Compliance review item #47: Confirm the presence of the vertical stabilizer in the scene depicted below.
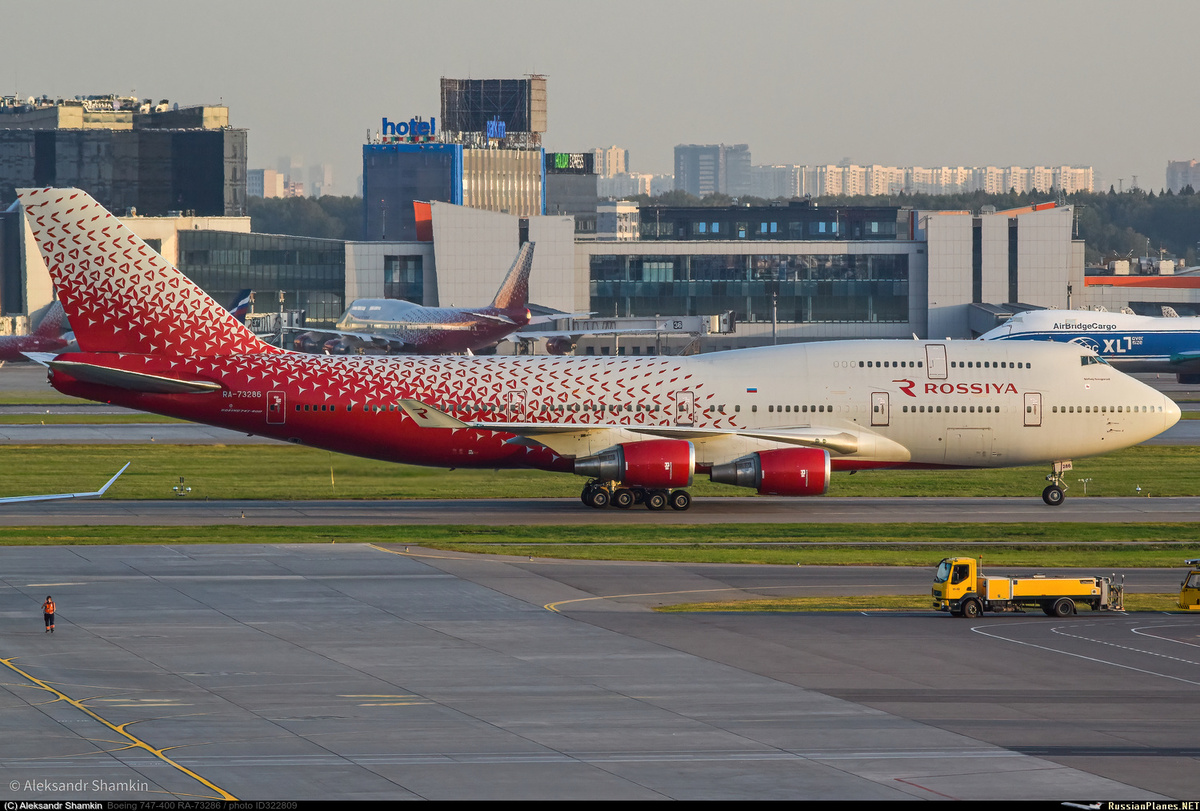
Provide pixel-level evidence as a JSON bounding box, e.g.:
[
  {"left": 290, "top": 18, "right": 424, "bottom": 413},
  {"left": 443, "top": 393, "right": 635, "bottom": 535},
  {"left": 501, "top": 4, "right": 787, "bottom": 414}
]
[
  {"left": 17, "top": 188, "right": 281, "bottom": 356},
  {"left": 32, "top": 300, "right": 68, "bottom": 339},
  {"left": 490, "top": 242, "right": 535, "bottom": 310}
]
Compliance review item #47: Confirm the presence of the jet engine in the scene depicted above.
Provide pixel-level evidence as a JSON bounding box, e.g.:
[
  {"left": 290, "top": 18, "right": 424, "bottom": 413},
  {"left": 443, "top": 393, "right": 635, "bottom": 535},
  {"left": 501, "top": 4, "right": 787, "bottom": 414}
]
[
  {"left": 573, "top": 440, "right": 694, "bottom": 488},
  {"left": 710, "top": 447, "right": 831, "bottom": 496},
  {"left": 545, "top": 337, "right": 577, "bottom": 356}
]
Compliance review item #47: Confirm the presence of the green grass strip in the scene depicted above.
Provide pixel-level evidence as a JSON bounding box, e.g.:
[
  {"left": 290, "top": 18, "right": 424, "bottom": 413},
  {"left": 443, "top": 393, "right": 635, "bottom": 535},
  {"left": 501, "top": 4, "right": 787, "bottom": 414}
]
[
  {"left": 0, "top": 443, "right": 1197, "bottom": 500},
  {"left": 1, "top": 524, "right": 1197, "bottom": 569}
]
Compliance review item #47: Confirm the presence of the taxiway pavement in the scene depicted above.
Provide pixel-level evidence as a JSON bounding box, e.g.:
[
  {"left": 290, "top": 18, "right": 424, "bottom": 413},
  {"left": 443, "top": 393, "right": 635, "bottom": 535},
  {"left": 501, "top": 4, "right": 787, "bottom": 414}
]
[
  {"left": 2, "top": 544, "right": 1195, "bottom": 800},
  {"left": 2, "top": 495, "right": 1200, "bottom": 525}
]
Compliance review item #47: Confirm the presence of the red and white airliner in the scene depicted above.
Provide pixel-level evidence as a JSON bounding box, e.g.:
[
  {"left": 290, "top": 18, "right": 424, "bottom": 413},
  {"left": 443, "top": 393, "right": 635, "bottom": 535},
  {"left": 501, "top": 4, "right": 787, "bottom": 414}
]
[{"left": 18, "top": 188, "right": 1180, "bottom": 509}]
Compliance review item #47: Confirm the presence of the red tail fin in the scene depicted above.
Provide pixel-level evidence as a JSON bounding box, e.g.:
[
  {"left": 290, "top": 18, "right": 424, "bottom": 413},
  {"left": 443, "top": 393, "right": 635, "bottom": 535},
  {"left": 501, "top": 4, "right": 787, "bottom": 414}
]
[
  {"left": 490, "top": 242, "right": 535, "bottom": 310},
  {"left": 18, "top": 188, "right": 281, "bottom": 357},
  {"left": 32, "top": 301, "right": 68, "bottom": 339}
]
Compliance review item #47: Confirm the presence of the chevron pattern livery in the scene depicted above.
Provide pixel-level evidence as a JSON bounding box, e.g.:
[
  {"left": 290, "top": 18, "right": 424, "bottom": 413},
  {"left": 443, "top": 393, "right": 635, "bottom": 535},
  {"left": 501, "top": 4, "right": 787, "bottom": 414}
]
[{"left": 18, "top": 187, "right": 282, "bottom": 357}]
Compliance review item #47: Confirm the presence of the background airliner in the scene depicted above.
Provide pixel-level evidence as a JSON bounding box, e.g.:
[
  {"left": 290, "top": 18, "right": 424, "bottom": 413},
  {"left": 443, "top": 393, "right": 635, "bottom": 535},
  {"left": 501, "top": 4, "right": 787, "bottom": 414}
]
[
  {"left": 291, "top": 243, "right": 583, "bottom": 355},
  {"left": 981, "top": 308, "right": 1200, "bottom": 383},
  {"left": 0, "top": 301, "right": 72, "bottom": 362},
  {"left": 17, "top": 188, "right": 1180, "bottom": 510}
]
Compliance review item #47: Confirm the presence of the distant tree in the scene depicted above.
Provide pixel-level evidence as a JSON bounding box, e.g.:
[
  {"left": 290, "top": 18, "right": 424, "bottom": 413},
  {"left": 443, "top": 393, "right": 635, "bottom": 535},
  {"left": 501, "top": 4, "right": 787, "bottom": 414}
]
[{"left": 247, "top": 195, "right": 364, "bottom": 240}]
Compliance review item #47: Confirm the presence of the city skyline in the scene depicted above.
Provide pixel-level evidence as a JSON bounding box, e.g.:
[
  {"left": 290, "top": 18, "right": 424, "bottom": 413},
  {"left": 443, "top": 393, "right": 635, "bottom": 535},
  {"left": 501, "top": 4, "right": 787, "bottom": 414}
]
[{"left": 7, "top": 0, "right": 1197, "bottom": 198}]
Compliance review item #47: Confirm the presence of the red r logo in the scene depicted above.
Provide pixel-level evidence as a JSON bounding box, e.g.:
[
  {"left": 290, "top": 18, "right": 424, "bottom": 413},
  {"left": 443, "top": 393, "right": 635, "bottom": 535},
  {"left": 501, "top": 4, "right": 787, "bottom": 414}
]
[{"left": 894, "top": 379, "right": 916, "bottom": 397}]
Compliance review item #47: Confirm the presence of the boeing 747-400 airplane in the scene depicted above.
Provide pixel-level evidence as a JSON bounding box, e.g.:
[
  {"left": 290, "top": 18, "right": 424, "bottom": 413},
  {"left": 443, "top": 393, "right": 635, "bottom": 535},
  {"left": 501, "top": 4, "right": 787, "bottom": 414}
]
[{"left": 16, "top": 188, "right": 1180, "bottom": 509}]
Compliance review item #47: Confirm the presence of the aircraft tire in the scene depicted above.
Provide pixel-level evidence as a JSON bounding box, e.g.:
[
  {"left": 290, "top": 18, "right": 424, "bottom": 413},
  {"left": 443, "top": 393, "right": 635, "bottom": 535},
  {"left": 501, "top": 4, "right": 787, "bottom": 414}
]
[
  {"left": 668, "top": 490, "right": 691, "bottom": 511},
  {"left": 645, "top": 490, "right": 668, "bottom": 511},
  {"left": 589, "top": 489, "right": 610, "bottom": 509},
  {"left": 613, "top": 489, "right": 635, "bottom": 509},
  {"left": 1042, "top": 485, "right": 1065, "bottom": 506}
]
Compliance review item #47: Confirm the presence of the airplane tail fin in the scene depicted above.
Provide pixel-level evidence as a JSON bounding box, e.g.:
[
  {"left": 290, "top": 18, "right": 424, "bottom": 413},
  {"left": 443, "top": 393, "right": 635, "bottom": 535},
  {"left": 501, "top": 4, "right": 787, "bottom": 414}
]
[
  {"left": 17, "top": 188, "right": 282, "bottom": 357},
  {"left": 227, "top": 289, "right": 253, "bottom": 324},
  {"left": 32, "top": 300, "right": 68, "bottom": 338},
  {"left": 490, "top": 242, "right": 535, "bottom": 310}
]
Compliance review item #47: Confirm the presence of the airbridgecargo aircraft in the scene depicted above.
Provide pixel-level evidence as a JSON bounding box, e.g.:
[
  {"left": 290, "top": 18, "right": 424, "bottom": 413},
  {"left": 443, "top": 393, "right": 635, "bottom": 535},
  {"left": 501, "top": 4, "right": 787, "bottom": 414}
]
[
  {"left": 981, "top": 308, "right": 1200, "bottom": 384},
  {"left": 17, "top": 188, "right": 1180, "bottom": 510}
]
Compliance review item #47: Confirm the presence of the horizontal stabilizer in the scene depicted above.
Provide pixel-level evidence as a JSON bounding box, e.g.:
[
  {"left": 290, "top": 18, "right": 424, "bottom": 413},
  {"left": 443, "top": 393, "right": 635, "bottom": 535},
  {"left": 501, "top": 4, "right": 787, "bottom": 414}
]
[{"left": 48, "top": 360, "right": 222, "bottom": 394}]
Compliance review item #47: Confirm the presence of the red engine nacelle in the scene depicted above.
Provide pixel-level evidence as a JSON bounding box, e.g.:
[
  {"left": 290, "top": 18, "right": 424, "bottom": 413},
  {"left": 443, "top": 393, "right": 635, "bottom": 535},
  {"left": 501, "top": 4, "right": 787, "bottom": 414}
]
[
  {"left": 545, "top": 337, "right": 577, "bottom": 356},
  {"left": 573, "top": 439, "right": 694, "bottom": 488},
  {"left": 709, "top": 447, "right": 830, "bottom": 496}
]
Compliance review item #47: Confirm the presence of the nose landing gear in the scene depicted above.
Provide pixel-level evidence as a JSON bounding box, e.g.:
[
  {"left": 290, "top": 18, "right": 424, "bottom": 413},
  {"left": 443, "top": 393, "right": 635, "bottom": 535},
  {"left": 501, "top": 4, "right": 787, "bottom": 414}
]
[
  {"left": 1042, "top": 461, "right": 1071, "bottom": 506},
  {"left": 581, "top": 480, "right": 692, "bottom": 511}
]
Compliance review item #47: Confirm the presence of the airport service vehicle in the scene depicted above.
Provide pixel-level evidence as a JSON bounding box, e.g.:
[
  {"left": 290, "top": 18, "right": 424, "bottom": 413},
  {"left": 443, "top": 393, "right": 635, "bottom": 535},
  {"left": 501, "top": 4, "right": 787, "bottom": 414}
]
[
  {"left": 1181, "top": 559, "right": 1200, "bottom": 610},
  {"left": 15, "top": 188, "right": 1181, "bottom": 511},
  {"left": 933, "top": 557, "right": 1124, "bottom": 618},
  {"left": 981, "top": 308, "right": 1200, "bottom": 384}
]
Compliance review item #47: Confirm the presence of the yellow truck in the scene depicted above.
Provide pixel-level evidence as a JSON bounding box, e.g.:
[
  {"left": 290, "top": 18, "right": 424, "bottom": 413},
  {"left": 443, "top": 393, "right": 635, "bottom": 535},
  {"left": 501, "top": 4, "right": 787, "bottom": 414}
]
[
  {"left": 1181, "top": 559, "right": 1200, "bottom": 610},
  {"left": 933, "top": 556, "right": 1124, "bottom": 618}
]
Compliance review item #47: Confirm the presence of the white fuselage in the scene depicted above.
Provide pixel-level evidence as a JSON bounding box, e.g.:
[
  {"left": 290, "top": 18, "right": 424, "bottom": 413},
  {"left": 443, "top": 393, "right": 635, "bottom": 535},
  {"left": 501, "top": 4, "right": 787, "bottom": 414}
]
[{"left": 661, "top": 339, "right": 1178, "bottom": 468}]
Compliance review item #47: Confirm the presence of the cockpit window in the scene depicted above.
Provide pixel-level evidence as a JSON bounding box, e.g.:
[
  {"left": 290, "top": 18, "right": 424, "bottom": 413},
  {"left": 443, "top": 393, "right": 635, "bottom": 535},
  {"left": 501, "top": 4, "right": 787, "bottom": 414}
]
[{"left": 1080, "top": 355, "right": 1107, "bottom": 366}]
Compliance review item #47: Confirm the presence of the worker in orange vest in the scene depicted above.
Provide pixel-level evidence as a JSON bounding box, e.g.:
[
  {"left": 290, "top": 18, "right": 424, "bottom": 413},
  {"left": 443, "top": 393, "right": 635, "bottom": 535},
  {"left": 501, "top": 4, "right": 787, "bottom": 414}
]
[{"left": 42, "top": 596, "right": 55, "bottom": 633}]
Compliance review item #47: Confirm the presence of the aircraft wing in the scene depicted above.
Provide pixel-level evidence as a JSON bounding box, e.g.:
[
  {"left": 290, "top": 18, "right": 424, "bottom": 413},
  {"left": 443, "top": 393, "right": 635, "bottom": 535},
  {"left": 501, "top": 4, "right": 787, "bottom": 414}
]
[
  {"left": 396, "top": 399, "right": 878, "bottom": 458},
  {"left": 1169, "top": 351, "right": 1200, "bottom": 366},
  {"left": 527, "top": 311, "right": 595, "bottom": 325},
  {"left": 465, "top": 312, "right": 516, "bottom": 325},
  {"left": 0, "top": 463, "right": 130, "bottom": 504},
  {"left": 509, "top": 327, "right": 679, "bottom": 342}
]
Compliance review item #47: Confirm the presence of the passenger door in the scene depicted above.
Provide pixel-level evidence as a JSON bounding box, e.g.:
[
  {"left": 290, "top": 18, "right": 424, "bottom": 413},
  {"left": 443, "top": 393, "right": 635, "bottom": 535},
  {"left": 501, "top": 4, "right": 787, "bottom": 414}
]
[
  {"left": 266, "top": 390, "right": 286, "bottom": 425},
  {"left": 871, "top": 391, "right": 890, "bottom": 426},
  {"left": 925, "top": 344, "right": 948, "bottom": 379},
  {"left": 1024, "top": 392, "right": 1042, "bottom": 427},
  {"left": 674, "top": 390, "right": 696, "bottom": 426}
]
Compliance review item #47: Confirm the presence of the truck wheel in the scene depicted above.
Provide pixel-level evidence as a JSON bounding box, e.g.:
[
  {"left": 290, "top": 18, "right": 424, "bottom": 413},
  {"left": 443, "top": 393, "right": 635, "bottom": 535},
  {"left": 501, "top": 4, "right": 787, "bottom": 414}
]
[
  {"left": 1052, "top": 598, "right": 1075, "bottom": 617},
  {"left": 961, "top": 599, "right": 982, "bottom": 619},
  {"left": 1042, "top": 485, "right": 1065, "bottom": 506}
]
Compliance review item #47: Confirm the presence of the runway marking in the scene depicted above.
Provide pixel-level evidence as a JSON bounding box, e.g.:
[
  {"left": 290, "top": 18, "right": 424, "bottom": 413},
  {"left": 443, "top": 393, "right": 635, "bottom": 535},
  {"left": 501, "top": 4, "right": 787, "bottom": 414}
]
[
  {"left": 0, "top": 655, "right": 238, "bottom": 800},
  {"left": 1131, "top": 623, "right": 1200, "bottom": 649},
  {"left": 542, "top": 585, "right": 881, "bottom": 613},
  {"left": 1050, "top": 623, "right": 1200, "bottom": 666},
  {"left": 26, "top": 582, "right": 85, "bottom": 587},
  {"left": 364, "top": 544, "right": 916, "bottom": 614},
  {"left": 339, "top": 693, "right": 431, "bottom": 707},
  {"left": 970, "top": 623, "right": 1200, "bottom": 686}
]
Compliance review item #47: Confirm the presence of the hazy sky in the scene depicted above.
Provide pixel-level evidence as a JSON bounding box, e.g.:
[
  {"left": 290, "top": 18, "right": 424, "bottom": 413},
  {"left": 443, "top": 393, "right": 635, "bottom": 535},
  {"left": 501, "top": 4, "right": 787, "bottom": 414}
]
[{"left": 9, "top": 0, "right": 1199, "bottom": 196}]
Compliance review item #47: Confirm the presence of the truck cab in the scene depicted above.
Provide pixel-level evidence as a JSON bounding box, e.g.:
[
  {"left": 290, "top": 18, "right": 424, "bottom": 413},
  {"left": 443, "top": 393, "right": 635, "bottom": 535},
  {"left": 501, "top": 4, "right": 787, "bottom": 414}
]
[{"left": 1182, "top": 559, "right": 1200, "bottom": 610}]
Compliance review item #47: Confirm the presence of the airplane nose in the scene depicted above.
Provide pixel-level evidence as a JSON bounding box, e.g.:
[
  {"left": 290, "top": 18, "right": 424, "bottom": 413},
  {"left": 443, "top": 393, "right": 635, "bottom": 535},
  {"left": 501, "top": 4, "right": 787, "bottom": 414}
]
[{"left": 1164, "top": 396, "right": 1181, "bottom": 429}]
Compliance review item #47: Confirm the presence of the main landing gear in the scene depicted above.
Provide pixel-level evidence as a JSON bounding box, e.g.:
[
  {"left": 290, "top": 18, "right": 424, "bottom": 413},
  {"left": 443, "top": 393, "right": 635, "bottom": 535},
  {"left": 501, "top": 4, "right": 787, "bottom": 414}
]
[
  {"left": 1042, "top": 461, "right": 1070, "bottom": 506},
  {"left": 581, "top": 480, "right": 692, "bottom": 511}
]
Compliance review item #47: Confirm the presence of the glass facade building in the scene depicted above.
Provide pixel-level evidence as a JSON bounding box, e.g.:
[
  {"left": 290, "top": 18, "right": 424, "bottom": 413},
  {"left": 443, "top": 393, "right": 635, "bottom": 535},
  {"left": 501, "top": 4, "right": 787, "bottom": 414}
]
[
  {"left": 178, "top": 231, "right": 346, "bottom": 325},
  {"left": 589, "top": 252, "right": 909, "bottom": 324},
  {"left": 638, "top": 203, "right": 904, "bottom": 242},
  {"left": 363, "top": 144, "right": 463, "bottom": 242}
]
